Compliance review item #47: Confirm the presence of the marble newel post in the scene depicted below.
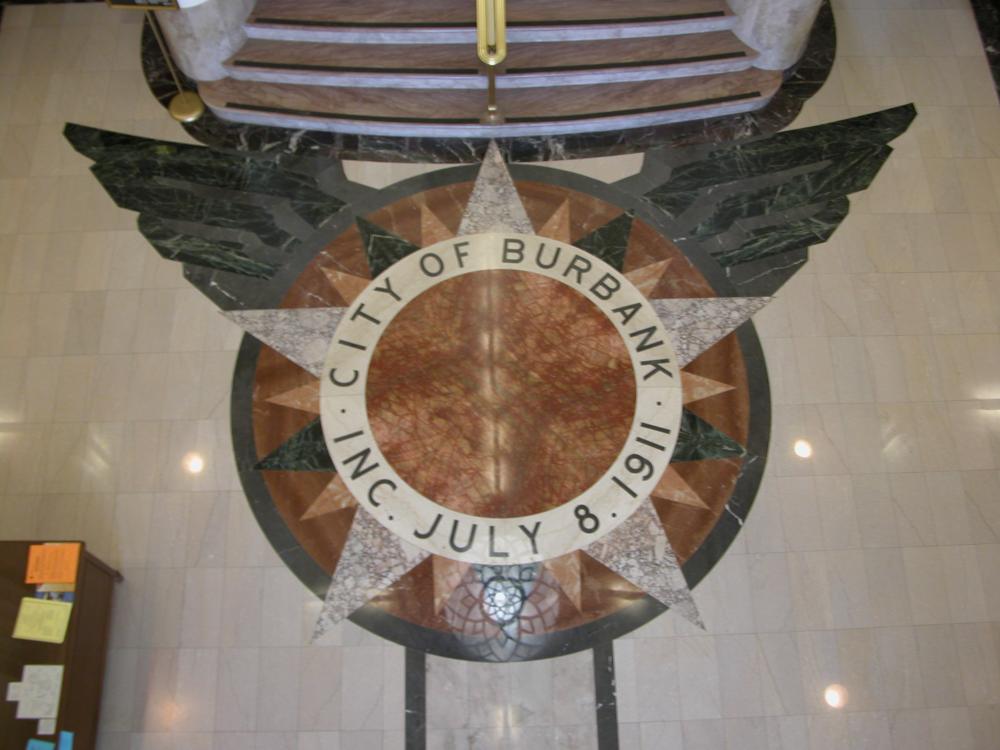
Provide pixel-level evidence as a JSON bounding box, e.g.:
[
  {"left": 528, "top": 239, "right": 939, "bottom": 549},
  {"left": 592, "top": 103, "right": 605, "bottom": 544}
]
[
  {"left": 728, "top": 0, "right": 823, "bottom": 71},
  {"left": 155, "top": 0, "right": 256, "bottom": 82}
]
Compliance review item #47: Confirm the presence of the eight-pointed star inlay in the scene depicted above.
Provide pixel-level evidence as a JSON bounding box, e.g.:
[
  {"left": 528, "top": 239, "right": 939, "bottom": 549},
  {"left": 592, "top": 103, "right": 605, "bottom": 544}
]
[{"left": 223, "top": 143, "right": 769, "bottom": 637}]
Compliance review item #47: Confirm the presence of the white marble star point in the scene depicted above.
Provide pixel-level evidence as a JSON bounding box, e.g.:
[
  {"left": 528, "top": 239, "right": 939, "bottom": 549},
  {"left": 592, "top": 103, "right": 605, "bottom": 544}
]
[
  {"left": 457, "top": 140, "right": 533, "bottom": 235},
  {"left": 223, "top": 307, "right": 345, "bottom": 377},
  {"left": 585, "top": 498, "right": 703, "bottom": 628},
  {"left": 650, "top": 297, "right": 772, "bottom": 367}
]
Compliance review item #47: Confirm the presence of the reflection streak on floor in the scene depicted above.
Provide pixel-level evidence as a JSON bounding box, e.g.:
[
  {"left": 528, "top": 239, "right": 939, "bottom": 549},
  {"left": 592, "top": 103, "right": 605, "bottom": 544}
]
[{"left": 0, "top": 2, "right": 999, "bottom": 750}]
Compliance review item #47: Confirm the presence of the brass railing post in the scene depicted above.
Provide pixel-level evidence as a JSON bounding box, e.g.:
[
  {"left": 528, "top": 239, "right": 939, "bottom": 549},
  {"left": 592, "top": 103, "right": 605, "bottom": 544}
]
[
  {"left": 145, "top": 9, "right": 205, "bottom": 123},
  {"left": 476, "top": 0, "right": 507, "bottom": 123}
]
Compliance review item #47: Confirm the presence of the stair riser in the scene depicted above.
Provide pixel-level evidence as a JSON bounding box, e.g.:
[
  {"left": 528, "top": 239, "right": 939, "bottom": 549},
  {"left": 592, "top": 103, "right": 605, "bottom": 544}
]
[
  {"left": 225, "top": 57, "right": 754, "bottom": 90},
  {"left": 206, "top": 95, "right": 769, "bottom": 138},
  {"left": 245, "top": 17, "right": 736, "bottom": 45}
]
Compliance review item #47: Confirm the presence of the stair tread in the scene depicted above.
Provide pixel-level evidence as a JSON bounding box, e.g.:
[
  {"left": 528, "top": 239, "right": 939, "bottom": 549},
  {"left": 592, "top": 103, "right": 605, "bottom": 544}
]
[
  {"left": 229, "top": 31, "right": 755, "bottom": 74},
  {"left": 201, "top": 67, "right": 780, "bottom": 123},
  {"left": 249, "top": 0, "right": 732, "bottom": 26}
]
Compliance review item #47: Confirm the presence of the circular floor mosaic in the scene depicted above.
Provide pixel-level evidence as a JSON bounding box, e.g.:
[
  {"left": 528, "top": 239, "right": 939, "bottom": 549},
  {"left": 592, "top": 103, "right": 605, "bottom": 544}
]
[{"left": 232, "top": 152, "right": 770, "bottom": 661}]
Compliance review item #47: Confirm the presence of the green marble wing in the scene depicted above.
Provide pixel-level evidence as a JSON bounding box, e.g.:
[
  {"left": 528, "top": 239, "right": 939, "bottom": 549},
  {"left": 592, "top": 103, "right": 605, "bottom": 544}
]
[
  {"left": 63, "top": 123, "right": 347, "bottom": 308},
  {"left": 628, "top": 104, "right": 916, "bottom": 296}
]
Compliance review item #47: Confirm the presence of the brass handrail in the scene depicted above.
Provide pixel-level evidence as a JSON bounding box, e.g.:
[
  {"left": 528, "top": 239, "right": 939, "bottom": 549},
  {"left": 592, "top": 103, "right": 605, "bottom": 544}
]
[
  {"left": 476, "top": 0, "right": 507, "bottom": 66},
  {"left": 476, "top": 0, "right": 507, "bottom": 123}
]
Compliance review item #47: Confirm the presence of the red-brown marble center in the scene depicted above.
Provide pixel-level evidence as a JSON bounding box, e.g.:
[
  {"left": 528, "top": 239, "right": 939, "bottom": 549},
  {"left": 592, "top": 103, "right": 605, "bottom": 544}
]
[{"left": 366, "top": 269, "right": 637, "bottom": 518}]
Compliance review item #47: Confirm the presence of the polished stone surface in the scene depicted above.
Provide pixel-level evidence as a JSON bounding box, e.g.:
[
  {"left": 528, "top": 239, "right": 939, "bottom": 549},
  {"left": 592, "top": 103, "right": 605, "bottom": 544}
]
[
  {"left": 248, "top": 0, "right": 731, "bottom": 27},
  {"left": 367, "top": 269, "right": 636, "bottom": 518},
  {"left": 313, "top": 509, "right": 430, "bottom": 637},
  {"left": 227, "top": 32, "right": 757, "bottom": 90},
  {"left": 198, "top": 70, "right": 780, "bottom": 139},
  {"left": 58, "top": 95, "right": 923, "bottom": 750},
  {"left": 731, "top": 0, "right": 822, "bottom": 70},
  {"left": 224, "top": 308, "right": 344, "bottom": 377},
  {"left": 625, "top": 103, "right": 917, "bottom": 297},
  {"left": 969, "top": 0, "right": 1000, "bottom": 101},
  {"left": 138, "top": 1, "right": 838, "bottom": 161},
  {"left": 651, "top": 296, "right": 772, "bottom": 367},
  {"left": 356, "top": 217, "right": 420, "bottom": 279},
  {"left": 254, "top": 418, "right": 333, "bottom": 472},
  {"left": 584, "top": 499, "right": 702, "bottom": 628},
  {"left": 315, "top": 229, "right": 683, "bottom": 567},
  {"left": 200, "top": 2, "right": 769, "bottom": 136},
  {"left": 64, "top": 155, "right": 764, "bottom": 649},
  {"left": 156, "top": 0, "right": 254, "bottom": 81},
  {"left": 2, "top": 3, "right": 1000, "bottom": 749},
  {"left": 63, "top": 108, "right": 773, "bottom": 638},
  {"left": 457, "top": 142, "right": 533, "bottom": 235}
]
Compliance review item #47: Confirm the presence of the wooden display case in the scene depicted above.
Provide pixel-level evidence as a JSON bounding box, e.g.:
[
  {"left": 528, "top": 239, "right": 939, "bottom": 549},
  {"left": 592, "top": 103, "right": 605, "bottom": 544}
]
[{"left": 0, "top": 541, "right": 120, "bottom": 750}]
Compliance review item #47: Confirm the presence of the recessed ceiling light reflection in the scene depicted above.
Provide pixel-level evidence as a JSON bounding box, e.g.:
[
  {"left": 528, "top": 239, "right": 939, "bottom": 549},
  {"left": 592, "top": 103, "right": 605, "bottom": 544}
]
[
  {"left": 793, "top": 439, "right": 813, "bottom": 459},
  {"left": 158, "top": 699, "right": 186, "bottom": 728},
  {"left": 824, "top": 683, "right": 847, "bottom": 709},
  {"left": 977, "top": 398, "right": 1000, "bottom": 412},
  {"left": 182, "top": 452, "right": 205, "bottom": 474}
]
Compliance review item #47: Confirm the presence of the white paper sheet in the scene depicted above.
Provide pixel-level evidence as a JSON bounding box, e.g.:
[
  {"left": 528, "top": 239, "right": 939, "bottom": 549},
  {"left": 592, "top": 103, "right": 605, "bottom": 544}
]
[{"left": 8, "top": 665, "right": 63, "bottom": 720}]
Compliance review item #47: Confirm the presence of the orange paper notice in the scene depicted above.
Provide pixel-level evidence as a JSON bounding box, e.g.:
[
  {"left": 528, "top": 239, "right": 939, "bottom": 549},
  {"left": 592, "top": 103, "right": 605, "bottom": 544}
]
[{"left": 25, "top": 543, "right": 81, "bottom": 585}]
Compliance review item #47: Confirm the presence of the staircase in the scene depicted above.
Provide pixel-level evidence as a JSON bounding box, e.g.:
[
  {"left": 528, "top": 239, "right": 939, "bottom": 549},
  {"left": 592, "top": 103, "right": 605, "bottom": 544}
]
[{"left": 199, "top": 0, "right": 783, "bottom": 138}]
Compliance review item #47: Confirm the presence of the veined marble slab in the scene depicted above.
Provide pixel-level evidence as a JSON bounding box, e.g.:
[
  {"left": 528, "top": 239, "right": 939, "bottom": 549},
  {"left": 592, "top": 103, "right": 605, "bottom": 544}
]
[
  {"left": 457, "top": 141, "right": 534, "bottom": 236},
  {"left": 585, "top": 497, "right": 702, "bottom": 628},
  {"left": 313, "top": 509, "right": 431, "bottom": 636},
  {"left": 206, "top": 95, "right": 771, "bottom": 139},
  {"left": 244, "top": 16, "right": 735, "bottom": 45},
  {"left": 224, "top": 307, "right": 345, "bottom": 376},
  {"left": 226, "top": 57, "right": 754, "bottom": 90},
  {"left": 651, "top": 296, "right": 771, "bottom": 366}
]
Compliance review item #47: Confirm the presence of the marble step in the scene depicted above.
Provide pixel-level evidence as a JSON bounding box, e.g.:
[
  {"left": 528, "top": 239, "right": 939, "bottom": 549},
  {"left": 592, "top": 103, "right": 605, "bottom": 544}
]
[
  {"left": 246, "top": 0, "right": 736, "bottom": 43},
  {"left": 199, "top": 67, "right": 782, "bottom": 137},
  {"left": 226, "top": 32, "right": 757, "bottom": 89}
]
